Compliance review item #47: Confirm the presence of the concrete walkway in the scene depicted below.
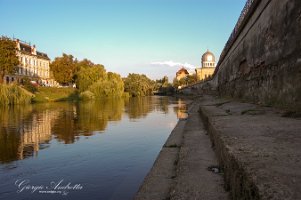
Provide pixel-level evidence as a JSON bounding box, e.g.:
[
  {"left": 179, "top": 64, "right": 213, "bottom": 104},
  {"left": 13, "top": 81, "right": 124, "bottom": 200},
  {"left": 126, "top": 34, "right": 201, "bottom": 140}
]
[
  {"left": 135, "top": 100, "right": 229, "bottom": 200},
  {"left": 199, "top": 95, "right": 301, "bottom": 200},
  {"left": 135, "top": 95, "right": 301, "bottom": 200}
]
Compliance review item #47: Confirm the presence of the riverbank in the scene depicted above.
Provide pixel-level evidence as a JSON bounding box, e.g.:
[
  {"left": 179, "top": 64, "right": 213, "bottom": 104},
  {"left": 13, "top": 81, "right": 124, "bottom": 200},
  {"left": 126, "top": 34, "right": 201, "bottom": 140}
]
[
  {"left": 135, "top": 95, "right": 301, "bottom": 199},
  {"left": 135, "top": 97, "right": 229, "bottom": 200},
  {"left": 32, "top": 87, "right": 79, "bottom": 103},
  {"left": 0, "top": 84, "right": 79, "bottom": 105}
]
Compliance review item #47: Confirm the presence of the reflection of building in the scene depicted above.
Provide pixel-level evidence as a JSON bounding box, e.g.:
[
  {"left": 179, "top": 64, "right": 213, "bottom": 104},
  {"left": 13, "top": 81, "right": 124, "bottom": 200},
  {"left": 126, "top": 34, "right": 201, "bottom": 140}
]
[
  {"left": 17, "top": 110, "right": 59, "bottom": 160},
  {"left": 195, "top": 50, "right": 216, "bottom": 81},
  {"left": 176, "top": 99, "right": 188, "bottom": 119},
  {"left": 4, "top": 39, "right": 57, "bottom": 86},
  {"left": 176, "top": 67, "right": 189, "bottom": 81}
]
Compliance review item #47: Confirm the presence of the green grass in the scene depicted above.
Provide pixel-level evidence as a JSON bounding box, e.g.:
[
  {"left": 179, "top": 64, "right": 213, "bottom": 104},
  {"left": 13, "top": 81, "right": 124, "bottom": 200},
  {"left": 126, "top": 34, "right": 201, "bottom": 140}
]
[{"left": 32, "top": 87, "right": 79, "bottom": 103}]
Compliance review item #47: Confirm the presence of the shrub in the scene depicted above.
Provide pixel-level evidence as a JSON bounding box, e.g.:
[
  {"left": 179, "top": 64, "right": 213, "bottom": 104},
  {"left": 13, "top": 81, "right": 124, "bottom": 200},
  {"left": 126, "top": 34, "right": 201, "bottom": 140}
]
[
  {"left": 0, "top": 84, "right": 33, "bottom": 105},
  {"left": 22, "top": 77, "right": 38, "bottom": 93},
  {"left": 79, "top": 90, "right": 95, "bottom": 101}
]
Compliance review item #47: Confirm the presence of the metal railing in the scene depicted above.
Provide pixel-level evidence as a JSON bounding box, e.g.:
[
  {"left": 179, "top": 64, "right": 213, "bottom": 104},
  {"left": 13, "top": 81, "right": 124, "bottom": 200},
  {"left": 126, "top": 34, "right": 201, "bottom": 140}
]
[{"left": 214, "top": 0, "right": 260, "bottom": 74}]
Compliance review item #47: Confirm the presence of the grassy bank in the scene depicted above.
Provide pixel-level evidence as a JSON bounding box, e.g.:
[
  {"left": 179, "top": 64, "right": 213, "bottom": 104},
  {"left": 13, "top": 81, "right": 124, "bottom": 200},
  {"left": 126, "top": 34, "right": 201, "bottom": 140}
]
[
  {"left": 32, "top": 87, "right": 79, "bottom": 103},
  {"left": 0, "top": 84, "right": 33, "bottom": 105}
]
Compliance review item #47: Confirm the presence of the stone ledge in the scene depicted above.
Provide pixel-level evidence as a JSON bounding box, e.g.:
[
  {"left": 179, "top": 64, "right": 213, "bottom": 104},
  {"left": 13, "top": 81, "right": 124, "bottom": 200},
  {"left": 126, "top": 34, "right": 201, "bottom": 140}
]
[{"left": 199, "top": 95, "right": 301, "bottom": 200}]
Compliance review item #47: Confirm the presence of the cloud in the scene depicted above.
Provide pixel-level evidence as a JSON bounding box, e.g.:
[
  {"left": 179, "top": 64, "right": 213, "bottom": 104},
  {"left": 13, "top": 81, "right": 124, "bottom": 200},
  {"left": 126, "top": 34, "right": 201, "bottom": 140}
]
[{"left": 151, "top": 60, "right": 195, "bottom": 69}]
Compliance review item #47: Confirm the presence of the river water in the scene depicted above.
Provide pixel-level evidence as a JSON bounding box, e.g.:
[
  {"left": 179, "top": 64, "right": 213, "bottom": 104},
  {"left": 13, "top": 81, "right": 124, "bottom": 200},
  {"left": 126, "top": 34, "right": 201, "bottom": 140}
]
[{"left": 0, "top": 96, "right": 187, "bottom": 200}]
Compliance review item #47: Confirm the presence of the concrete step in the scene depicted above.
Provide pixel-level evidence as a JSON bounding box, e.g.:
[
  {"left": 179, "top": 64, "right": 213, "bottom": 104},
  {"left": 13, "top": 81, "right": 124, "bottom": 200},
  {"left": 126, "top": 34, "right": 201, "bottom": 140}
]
[
  {"left": 170, "top": 102, "right": 229, "bottom": 200},
  {"left": 135, "top": 101, "right": 230, "bottom": 200},
  {"left": 198, "top": 95, "right": 301, "bottom": 200}
]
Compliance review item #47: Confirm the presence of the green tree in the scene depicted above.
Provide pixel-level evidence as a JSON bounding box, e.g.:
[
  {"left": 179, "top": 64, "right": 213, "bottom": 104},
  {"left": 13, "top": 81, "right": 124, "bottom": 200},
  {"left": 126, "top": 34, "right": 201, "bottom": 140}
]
[
  {"left": 162, "top": 76, "right": 169, "bottom": 87},
  {"left": 88, "top": 72, "right": 124, "bottom": 98},
  {"left": 173, "top": 77, "right": 186, "bottom": 88},
  {"left": 0, "top": 37, "right": 19, "bottom": 83},
  {"left": 186, "top": 74, "right": 197, "bottom": 85},
  {"left": 155, "top": 76, "right": 169, "bottom": 90},
  {"left": 124, "top": 73, "right": 155, "bottom": 97},
  {"left": 76, "top": 58, "right": 95, "bottom": 69},
  {"left": 50, "top": 54, "right": 77, "bottom": 85},
  {"left": 76, "top": 64, "right": 106, "bottom": 92}
]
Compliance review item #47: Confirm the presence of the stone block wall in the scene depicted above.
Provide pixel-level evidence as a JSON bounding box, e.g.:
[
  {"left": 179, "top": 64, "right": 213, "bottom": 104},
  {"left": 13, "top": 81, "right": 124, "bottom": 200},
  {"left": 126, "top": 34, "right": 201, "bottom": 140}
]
[{"left": 216, "top": 0, "right": 301, "bottom": 111}]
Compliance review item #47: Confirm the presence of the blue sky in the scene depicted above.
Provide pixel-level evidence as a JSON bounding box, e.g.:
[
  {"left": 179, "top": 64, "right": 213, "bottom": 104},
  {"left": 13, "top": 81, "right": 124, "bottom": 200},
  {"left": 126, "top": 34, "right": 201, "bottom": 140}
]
[{"left": 0, "top": 0, "right": 246, "bottom": 80}]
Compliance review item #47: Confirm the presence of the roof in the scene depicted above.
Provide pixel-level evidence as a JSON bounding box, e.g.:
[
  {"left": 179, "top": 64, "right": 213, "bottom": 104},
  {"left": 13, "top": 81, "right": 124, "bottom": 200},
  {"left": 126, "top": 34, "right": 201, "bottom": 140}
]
[
  {"left": 176, "top": 67, "right": 189, "bottom": 75},
  {"left": 17, "top": 40, "right": 50, "bottom": 60},
  {"left": 202, "top": 50, "right": 215, "bottom": 62},
  {"left": 36, "top": 51, "right": 50, "bottom": 60},
  {"left": 19, "top": 43, "right": 31, "bottom": 54}
]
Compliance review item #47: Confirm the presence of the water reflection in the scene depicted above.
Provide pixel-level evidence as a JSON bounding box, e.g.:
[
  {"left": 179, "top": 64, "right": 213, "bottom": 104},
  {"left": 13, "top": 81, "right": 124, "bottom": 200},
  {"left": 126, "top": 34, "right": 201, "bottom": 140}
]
[
  {"left": 175, "top": 99, "right": 189, "bottom": 119},
  {"left": 52, "top": 99, "right": 125, "bottom": 143},
  {"left": 0, "top": 105, "right": 57, "bottom": 163},
  {"left": 124, "top": 97, "right": 170, "bottom": 119},
  {"left": 0, "top": 97, "right": 187, "bottom": 164}
]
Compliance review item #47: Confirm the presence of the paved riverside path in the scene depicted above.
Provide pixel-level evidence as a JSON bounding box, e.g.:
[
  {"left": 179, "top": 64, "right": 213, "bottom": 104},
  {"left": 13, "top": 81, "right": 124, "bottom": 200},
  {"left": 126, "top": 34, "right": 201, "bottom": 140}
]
[
  {"left": 135, "top": 95, "right": 301, "bottom": 200},
  {"left": 135, "top": 100, "right": 229, "bottom": 200}
]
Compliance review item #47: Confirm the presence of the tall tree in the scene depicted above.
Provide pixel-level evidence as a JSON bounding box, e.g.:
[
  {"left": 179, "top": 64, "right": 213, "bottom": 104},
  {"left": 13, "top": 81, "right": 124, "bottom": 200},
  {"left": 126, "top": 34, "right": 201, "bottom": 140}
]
[
  {"left": 76, "top": 64, "right": 107, "bottom": 92},
  {"left": 0, "top": 37, "right": 19, "bottom": 83},
  {"left": 50, "top": 54, "right": 76, "bottom": 85},
  {"left": 124, "top": 73, "right": 155, "bottom": 97},
  {"left": 88, "top": 72, "right": 124, "bottom": 98}
]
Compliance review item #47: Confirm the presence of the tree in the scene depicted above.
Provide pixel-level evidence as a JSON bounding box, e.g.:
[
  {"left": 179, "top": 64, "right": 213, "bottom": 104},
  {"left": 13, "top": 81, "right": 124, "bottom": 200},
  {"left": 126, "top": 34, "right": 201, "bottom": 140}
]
[
  {"left": 173, "top": 77, "right": 186, "bottom": 88},
  {"left": 124, "top": 73, "right": 155, "bottom": 97},
  {"left": 76, "top": 64, "right": 106, "bottom": 92},
  {"left": 186, "top": 74, "right": 197, "bottom": 85},
  {"left": 50, "top": 54, "right": 77, "bottom": 85},
  {"left": 155, "top": 76, "right": 170, "bottom": 90},
  {"left": 88, "top": 72, "right": 124, "bottom": 98},
  {"left": 0, "top": 37, "right": 19, "bottom": 83},
  {"left": 162, "top": 76, "right": 169, "bottom": 87}
]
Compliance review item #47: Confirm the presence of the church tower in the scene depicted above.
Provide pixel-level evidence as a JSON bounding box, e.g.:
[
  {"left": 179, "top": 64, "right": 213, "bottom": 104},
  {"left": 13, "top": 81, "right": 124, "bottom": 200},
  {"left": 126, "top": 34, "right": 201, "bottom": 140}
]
[{"left": 195, "top": 50, "right": 216, "bottom": 81}]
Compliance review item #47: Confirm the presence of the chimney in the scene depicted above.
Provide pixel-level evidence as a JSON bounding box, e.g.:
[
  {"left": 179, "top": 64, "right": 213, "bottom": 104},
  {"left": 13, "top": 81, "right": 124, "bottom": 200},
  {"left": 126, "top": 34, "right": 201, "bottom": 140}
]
[
  {"left": 32, "top": 44, "right": 37, "bottom": 55},
  {"left": 16, "top": 39, "right": 21, "bottom": 50}
]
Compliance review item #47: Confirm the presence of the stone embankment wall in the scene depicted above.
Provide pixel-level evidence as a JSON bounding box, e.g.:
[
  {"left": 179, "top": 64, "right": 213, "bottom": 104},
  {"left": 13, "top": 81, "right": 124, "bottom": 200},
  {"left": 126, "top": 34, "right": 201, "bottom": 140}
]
[{"left": 183, "top": 0, "right": 301, "bottom": 111}]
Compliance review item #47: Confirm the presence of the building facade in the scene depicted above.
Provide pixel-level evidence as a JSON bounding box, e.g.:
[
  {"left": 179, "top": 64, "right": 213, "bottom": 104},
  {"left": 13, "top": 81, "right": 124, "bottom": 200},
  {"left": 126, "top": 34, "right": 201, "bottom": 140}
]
[
  {"left": 4, "top": 39, "right": 57, "bottom": 86},
  {"left": 195, "top": 50, "right": 216, "bottom": 81},
  {"left": 176, "top": 67, "right": 189, "bottom": 81}
]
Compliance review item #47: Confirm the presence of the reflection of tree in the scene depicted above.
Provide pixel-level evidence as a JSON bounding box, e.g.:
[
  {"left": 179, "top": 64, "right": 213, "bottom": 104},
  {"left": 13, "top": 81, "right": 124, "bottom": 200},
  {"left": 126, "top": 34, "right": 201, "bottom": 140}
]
[
  {"left": 0, "top": 127, "right": 21, "bottom": 163},
  {"left": 154, "top": 97, "right": 169, "bottom": 114},
  {"left": 0, "top": 106, "right": 32, "bottom": 163},
  {"left": 124, "top": 96, "right": 175, "bottom": 119},
  {"left": 52, "top": 98, "right": 124, "bottom": 144},
  {"left": 51, "top": 104, "right": 78, "bottom": 144},
  {"left": 0, "top": 96, "right": 186, "bottom": 163},
  {"left": 125, "top": 97, "right": 153, "bottom": 119},
  {"left": 77, "top": 98, "right": 124, "bottom": 132}
]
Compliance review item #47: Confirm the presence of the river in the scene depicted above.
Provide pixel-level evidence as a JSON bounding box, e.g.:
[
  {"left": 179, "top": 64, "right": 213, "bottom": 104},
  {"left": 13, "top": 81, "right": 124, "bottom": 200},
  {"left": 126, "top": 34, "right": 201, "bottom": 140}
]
[{"left": 0, "top": 96, "right": 187, "bottom": 200}]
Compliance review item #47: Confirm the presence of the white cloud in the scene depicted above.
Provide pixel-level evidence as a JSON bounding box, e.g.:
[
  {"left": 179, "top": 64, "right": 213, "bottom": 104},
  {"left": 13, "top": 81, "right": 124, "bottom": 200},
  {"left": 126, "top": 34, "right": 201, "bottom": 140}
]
[{"left": 151, "top": 60, "right": 195, "bottom": 69}]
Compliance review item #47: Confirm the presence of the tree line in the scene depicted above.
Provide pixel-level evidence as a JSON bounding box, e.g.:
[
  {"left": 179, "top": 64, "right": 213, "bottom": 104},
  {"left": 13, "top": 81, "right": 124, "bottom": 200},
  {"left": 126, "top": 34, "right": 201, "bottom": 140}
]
[
  {"left": 50, "top": 53, "right": 159, "bottom": 98},
  {"left": 0, "top": 36, "right": 193, "bottom": 100}
]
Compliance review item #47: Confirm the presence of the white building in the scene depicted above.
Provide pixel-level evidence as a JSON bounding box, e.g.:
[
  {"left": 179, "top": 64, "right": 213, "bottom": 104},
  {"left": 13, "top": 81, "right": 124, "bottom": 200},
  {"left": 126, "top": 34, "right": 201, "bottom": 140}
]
[
  {"left": 5, "top": 39, "right": 57, "bottom": 86},
  {"left": 195, "top": 50, "right": 216, "bottom": 81}
]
